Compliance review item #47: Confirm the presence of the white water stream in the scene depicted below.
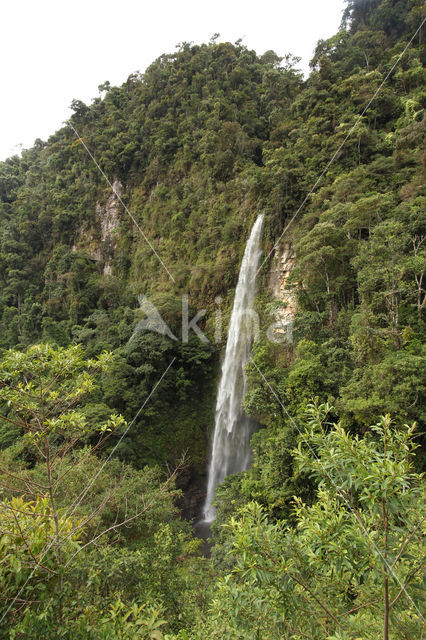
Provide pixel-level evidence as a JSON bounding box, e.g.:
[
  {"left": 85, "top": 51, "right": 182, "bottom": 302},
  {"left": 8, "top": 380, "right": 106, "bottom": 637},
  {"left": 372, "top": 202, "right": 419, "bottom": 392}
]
[{"left": 203, "top": 215, "right": 264, "bottom": 521}]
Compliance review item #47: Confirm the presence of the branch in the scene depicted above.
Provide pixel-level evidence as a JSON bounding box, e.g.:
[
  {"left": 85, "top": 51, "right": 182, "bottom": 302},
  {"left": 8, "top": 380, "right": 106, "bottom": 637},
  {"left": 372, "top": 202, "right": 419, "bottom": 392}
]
[
  {"left": 259, "top": 527, "right": 343, "bottom": 628},
  {"left": 0, "top": 480, "right": 38, "bottom": 497},
  {"left": 391, "top": 516, "right": 425, "bottom": 570},
  {"left": 44, "top": 393, "right": 84, "bottom": 420},
  {"left": 50, "top": 435, "right": 82, "bottom": 466},
  {"left": 0, "top": 412, "right": 47, "bottom": 461},
  {"left": 288, "top": 572, "right": 343, "bottom": 627},
  {"left": 0, "top": 379, "right": 40, "bottom": 401},
  {"left": 0, "top": 465, "right": 47, "bottom": 491},
  {"left": 10, "top": 507, "right": 57, "bottom": 575},
  {"left": 338, "top": 599, "right": 379, "bottom": 617},
  {"left": 52, "top": 428, "right": 120, "bottom": 489},
  {"left": 63, "top": 465, "right": 182, "bottom": 567},
  {"left": 0, "top": 596, "right": 42, "bottom": 604},
  {"left": 63, "top": 500, "right": 156, "bottom": 568},
  {"left": 0, "top": 412, "right": 25, "bottom": 430},
  {"left": 389, "top": 563, "right": 425, "bottom": 612},
  {"left": 58, "top": 483, "right": 121, "bottom": 540},
  {"left": 1, "top": 502, "right": 55, "bottom": 519}
]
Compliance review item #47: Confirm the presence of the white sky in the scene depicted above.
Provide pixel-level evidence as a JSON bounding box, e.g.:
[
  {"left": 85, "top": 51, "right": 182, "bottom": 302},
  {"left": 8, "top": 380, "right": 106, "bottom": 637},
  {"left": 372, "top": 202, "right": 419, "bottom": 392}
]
[{"left": 0, "top": 0, "right": 346, "bottom": 161}]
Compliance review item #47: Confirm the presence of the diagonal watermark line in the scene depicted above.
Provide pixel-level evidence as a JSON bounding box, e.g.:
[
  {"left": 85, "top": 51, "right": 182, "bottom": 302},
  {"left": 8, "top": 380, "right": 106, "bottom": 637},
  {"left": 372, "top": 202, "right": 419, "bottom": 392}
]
[
  {"left": 0, "top": 357, "right": 176, "bottom": 626},
  {"left": 68, "top": 121, "right": 176, "bottom": 283},
  {"left": 251, "top": 359, "right": 424, "bottom": 621},
  {"left": 257, "top": 16, "right": 426, "bottom": 275}
]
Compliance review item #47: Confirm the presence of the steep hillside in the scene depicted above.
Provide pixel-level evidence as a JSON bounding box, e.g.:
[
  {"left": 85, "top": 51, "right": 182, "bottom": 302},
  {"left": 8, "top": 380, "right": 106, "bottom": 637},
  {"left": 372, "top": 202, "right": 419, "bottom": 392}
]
[
  {"left": 0, "top": 0, "right": 425, "bottom": 638},
  {"left": 0, "top": 41, "right": 300, "bottom": 478}
]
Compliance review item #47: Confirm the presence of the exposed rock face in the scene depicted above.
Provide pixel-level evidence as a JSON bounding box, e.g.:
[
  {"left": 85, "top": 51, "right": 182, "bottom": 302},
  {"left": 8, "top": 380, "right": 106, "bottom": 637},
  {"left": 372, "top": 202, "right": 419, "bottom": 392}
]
[
  {"left": 71, "top": 180, "right": 123, "bottom": 275},
  {"left": 268, "top": 242, "right": 296, "bottom": 341},
  {"left": 95, "top": 179, "right": 122, "bottom": 275},
  {"left": 175, "top": 466, "right": 206, "bottom": 521},
  {"left": 97, "top": 180, "right": 122, "bottom": 243}
]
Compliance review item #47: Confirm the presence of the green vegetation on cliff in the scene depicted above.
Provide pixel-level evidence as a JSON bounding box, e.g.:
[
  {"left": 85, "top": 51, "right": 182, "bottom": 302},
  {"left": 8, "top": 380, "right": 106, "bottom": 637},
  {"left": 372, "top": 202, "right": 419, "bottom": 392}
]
[{"left": 0, "top": 0, "right": 424, "bottom": 637}]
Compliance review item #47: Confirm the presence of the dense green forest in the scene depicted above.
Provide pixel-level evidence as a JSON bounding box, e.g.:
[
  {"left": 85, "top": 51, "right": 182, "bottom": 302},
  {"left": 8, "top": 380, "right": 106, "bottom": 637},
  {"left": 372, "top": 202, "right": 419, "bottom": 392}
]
[{"left": 0, "top": 0, "right": 424, "bottom": 637}]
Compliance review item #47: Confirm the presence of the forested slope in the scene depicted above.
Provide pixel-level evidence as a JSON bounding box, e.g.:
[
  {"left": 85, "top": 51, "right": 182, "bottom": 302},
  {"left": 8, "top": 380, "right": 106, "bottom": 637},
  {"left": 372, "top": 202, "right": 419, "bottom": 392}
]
[{"left": 0, "top": 0, "right": 424, "bottom": 638}]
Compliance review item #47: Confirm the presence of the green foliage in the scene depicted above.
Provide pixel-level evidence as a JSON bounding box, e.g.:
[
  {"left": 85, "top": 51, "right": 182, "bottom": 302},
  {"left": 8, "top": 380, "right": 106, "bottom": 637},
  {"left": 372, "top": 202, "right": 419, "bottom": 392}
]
[
  {"left": 0, "top": 344, "right": 203, "bottom": 639},
  {"left": 197, "top": 406, "right": 425, "bottom": 640},
  {"left": 0, "top": 495, "right": 82, "bottom": 602},
  {"left": 0, "top": 343, "right": 121, "bottom": 449},
  {"left": 0, "top": 1, "right": 424, "bottom": 636}
]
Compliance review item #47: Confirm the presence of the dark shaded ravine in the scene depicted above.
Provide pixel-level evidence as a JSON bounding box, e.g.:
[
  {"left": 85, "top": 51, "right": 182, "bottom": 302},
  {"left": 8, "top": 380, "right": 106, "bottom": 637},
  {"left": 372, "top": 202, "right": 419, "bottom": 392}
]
[{"left": 193, "top": 519, "right": 212, "bottom": 558}]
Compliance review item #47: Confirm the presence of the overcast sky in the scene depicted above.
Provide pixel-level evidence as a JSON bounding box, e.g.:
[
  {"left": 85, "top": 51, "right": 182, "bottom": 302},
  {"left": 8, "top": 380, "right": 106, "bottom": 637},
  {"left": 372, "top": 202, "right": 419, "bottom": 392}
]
[{"left": 0, "top": 0, "right": 346, "bottom": 161}]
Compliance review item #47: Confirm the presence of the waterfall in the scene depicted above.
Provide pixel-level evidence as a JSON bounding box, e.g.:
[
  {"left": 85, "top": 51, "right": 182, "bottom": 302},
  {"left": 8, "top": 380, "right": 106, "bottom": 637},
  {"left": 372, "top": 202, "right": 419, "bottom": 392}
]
[{"left": 203, "top": 215, "right": 264, "bottom": 522}]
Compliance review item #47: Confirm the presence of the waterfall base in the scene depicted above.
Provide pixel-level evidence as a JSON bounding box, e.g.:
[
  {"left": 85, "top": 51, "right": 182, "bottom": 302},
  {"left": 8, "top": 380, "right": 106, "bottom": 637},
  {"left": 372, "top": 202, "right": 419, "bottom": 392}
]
[{"left": 193, "top": 519, "right": 212, "bottom": 557}]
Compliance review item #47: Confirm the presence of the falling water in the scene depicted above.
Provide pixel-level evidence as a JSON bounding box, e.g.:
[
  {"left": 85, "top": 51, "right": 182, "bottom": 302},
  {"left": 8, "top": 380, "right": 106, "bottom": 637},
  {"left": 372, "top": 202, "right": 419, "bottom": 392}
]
[{"left": 203, "top": 215, "right": 264, "bottom": 522}]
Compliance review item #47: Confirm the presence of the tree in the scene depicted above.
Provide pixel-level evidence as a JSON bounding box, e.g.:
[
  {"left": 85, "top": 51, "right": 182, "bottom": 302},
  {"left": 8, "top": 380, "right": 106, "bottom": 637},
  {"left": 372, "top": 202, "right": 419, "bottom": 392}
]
[
  {"left": 293, "top": 221, "right": 355, "bottom": 324},
  {"left": 353, "top": 219, "right": 413, "bottom": 348},
  {"left": 198, "top": 404, "right": 424, "bottom": 640},
  {"left": 0, "top": 344, "right": 189, "bottom": 637}
]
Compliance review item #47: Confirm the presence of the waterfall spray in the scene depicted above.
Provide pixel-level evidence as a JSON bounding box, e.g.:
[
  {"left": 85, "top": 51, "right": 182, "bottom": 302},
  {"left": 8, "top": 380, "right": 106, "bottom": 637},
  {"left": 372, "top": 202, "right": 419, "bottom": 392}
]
[{"left": 203, "top": 215, "right": 264, "bottom": 522}]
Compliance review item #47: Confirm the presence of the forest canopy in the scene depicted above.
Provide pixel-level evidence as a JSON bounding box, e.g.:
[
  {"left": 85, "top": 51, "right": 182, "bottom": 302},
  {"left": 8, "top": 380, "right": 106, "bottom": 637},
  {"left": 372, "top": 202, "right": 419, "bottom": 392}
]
[{"left": 0, "top": 0, "right": 424, "bottom": 637}]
